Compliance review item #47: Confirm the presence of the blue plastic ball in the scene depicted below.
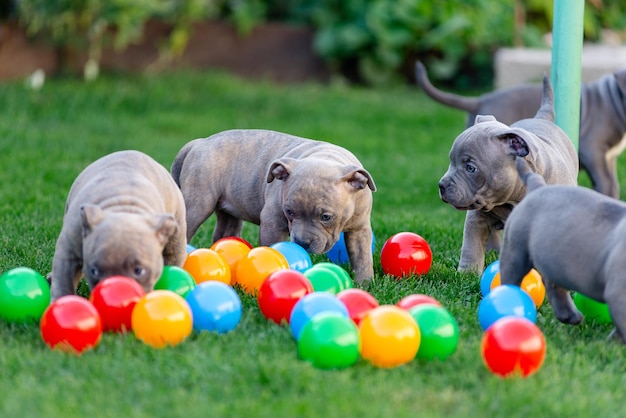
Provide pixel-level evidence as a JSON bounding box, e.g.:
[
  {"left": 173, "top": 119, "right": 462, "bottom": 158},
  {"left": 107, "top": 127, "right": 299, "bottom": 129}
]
[
  {"left": 326, "top": 231, "right": 376, "bottom": 266},
  {"left": 185, "top": 281, "right": 242, "bottom": 334},
  {"left": 289, "top": 292, "right": 349, "bottom": 340},
  {"left": 478, "top": 284, "right": 536, "bottom": 331},
  {"left": 480, "top": 260, "right": 500, "bottom": 297},
  {"left": 186, "top": 244, "right": 197, "bottom": 253},
  {"left": 270, "top": 241, "right": 312, "bottom": 273}
]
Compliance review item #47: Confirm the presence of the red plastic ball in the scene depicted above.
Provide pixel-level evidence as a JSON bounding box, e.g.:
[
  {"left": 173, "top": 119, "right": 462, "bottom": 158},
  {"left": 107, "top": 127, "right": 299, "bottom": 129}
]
[
  {"left": 380, "top": 232, "right": 432, "bottom": 278},
  {"left": 481, "top": 317, "right": 546, "bottom": 378},
  {"left": 89, "top": 276, "right": 145, "bottom": 333},
  {"left": 396, "top": 294, "right": 441, "bottom": 310},
  {"left": 40, "top": 295, "right": 102, "bottom": 354},
  {"left": 336, "top": 288, "right": 379, "bottom": 325},
  {"left": 258, "top": 270, "right": 314, "bottom": 325}
]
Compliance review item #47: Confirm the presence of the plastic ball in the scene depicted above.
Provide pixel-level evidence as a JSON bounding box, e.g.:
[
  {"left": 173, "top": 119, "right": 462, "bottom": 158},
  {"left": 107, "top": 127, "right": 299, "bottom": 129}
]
[
  {"left": 183, "top": 248, "right": 231, "bottom": 285},
  {"left": 89, "top": 276, "right": 145, "bottom": 333},
  {"left": 210, "top": 237, "right": 252, "bottom": 284},
  {"left": 336, "top": 288, "right": 379, "bottom": 325},
  {"left": 491, "top": 269, "right": 545, "bottom": 308},
  {"left": 131, "top": 290, "right": 193, "bottom": 348},
  {"left": 480, "top": 260, "right": 500, "bottom": 297},
  {"left": 313, "top": 262, "right": 353, "bottom": 290},
  {"left": 154, "top": 265, "right": 196, "bottom": 298},
  {"left": 478, "top": 284, "right": 537, "bottom": 331},
  {"left": 234, "top": 247, "right": 289, "bottom": 295},
  {"left": 270, "top": 241, "right": 312, "bottom": 273},
  {"left": 258, "top": 269, "right": 314, "bottom": 325},
  {"left": 326, "top": 231, "right": 376, "bottom": 266},
  {"left": 380, "top": 232, "right": 432, "bottom": 278},
  {"left": 409, "top": 304, "right": 459, "bottom": 361},
  {"left": 216, "top": 236, "right": 253, "bottom": 249},
  {"left": 185, "top": 281, "right": 242, "bottom": 334},
  {"left": 573, "top": 293, "right": 612, "bottom": 324},
  {"left": 396, "top": 294, "right": 441, "bottom": 310},
  {"left": 40, "top": 295, "right": 102, "bottom": 354},
  {"left": 297, "top": 312, "right": 361, "bottom": 370},
  {"left": 186, "top": 244, "right": 196, "bottom": 253},
  {"left": 481, "top": 316, "right": 546, "bottom": 378},
  {"left": 303, "top": 266, "right": 343, "bottom": 294},
  {"left": 359, "top": 305, "right": 421, "bottom": 368},
  {"left": 0, "top": 267, "right": 50, "bottom": 323},
  {"left": 289, "top": 292, "right": 349, "bottom": 340}
]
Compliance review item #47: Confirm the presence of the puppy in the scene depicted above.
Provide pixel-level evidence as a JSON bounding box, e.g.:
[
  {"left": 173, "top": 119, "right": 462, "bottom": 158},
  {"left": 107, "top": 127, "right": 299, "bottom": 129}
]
[
  {"left": 49, "top": 150, "right": 187, "bottom": 301},
  {"left": 438, "top": 76, "right": 578, "bottom": 273},
  {"left": 417, "top": 61, "right": 626, "bottom": 198},
  {"left": 170, "top": 129, "right": 376, "bottom": 284},
  {"left": 500, "top": 157, "right": 626, "bottom": 342}
]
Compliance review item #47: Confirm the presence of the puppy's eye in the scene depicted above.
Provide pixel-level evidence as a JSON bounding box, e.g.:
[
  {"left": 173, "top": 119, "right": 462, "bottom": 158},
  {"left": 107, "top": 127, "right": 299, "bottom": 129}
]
[
  {"left": 466, "top": 163, "right": 477, "bottom": 173},
  {"left": 320, "top": 213, "right": 333, "bottom": 222},
  {"left": 284, "top": 208, "right": 294, "bottom": 219},
  {"left": 133, "top": 266, "right": 146, "bottom": 277},
  {"left": 90, "top": 267, "right": 100, "bottom": 278}
]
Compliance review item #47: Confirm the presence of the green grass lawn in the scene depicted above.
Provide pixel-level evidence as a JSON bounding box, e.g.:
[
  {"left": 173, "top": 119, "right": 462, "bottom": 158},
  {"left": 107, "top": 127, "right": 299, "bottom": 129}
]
[{"left": 0, "top": 71, "right": 624, "bottom": 417}]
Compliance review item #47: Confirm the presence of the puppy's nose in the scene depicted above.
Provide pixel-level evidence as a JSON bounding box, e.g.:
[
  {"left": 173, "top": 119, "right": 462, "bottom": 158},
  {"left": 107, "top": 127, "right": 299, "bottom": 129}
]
[{"left": 438, "top": 182, "right": 446, "bottom": 196}]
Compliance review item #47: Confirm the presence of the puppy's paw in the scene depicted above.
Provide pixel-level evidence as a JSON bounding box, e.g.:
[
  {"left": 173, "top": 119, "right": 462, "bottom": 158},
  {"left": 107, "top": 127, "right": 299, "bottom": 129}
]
[{"left": 554, "top": 307, "right": 584, "bottom": 325}]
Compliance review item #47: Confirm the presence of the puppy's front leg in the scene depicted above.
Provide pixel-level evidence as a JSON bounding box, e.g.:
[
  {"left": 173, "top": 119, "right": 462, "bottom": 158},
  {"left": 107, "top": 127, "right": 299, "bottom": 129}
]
[
  {"left": 458, "top": 211, "right": 492, "bottom": 274},
  {"left": 50, "top": 245, "right": 83, "bottom": 301},
  {"left": 259, "top": 207, "right": 290, "bottom": 246},
  {"left": 344, "top": 228, "right": 374, "bottom": 285}
]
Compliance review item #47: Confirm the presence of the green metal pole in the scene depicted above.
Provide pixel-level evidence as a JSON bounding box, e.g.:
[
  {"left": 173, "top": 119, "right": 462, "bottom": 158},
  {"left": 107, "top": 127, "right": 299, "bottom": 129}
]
[{"left": 551, "top": 0, "right": 585, "bottom": 150}]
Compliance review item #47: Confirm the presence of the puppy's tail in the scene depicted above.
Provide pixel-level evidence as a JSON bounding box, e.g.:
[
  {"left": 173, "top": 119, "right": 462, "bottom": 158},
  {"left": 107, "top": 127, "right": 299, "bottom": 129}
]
[
  {"left": 415, "top": 61, "right": 480, "bottom": 113},
  {"left": 534, "top": 74, "right": 555, "bottom": 122},
  {"left": 170, "top": 142, "right": 193, "bottom": 187},
  {"left": 516, "top": 157, "right": 546, "bottom": 193}
]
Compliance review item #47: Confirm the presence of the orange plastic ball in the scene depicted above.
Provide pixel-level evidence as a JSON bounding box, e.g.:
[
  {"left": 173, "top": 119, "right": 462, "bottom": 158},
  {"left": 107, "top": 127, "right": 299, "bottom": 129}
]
[
  {"left": 492, "top": 269, "right": 545, "bottom": 308},
  {"left": 234, "top": 247, "right": 289, "bottom": 295},
  {"left": 183, "top": 248, "right": 231, "bottom": 285},
  {"left": 131, "top": 290, "right": 193, "bottom": 348},
  {"left": 359, "top": 305, "right": 421, "bottom": 368},
  {"left": 210, "top": 238, "right": 252, "bottom": 284}
]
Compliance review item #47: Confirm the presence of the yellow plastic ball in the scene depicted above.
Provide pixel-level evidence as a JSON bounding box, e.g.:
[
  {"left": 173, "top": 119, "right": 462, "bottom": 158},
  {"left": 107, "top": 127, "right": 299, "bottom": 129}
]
[
  {"left": 359, "top": 305, "right": 421, "bottom": 368},
  {"left": 234, "top": 247, "right": 289, "bottom": 295},
  {"left": 131, "top": 290, "right": 193, "bottom": 348},
  {"left": 183, "top": 248, "right": 231, "bottom": 285}
]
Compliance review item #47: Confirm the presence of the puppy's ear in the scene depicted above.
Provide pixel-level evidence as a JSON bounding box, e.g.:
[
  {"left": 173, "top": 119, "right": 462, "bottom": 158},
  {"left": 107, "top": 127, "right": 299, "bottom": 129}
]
[
  {"left": 150, "top": 214, "right": 178, "bottom": 246},
  {"left": 475, "top": 115, "right": 497, "bottom": 124},
  {"left": 80, "top": 204, "right": 105, "bottom": 237},
  {"left": 267, "top": 158, "right": 297, "bottom": 183},
  {"left": 497, "top": 131, "right": 530, "bottom": 158},
  {"left": 341, "top": 166, "right": 377, "bottom": 192},
  {"left": 615, "top": 69, "right": 626, "bottom": 95}
]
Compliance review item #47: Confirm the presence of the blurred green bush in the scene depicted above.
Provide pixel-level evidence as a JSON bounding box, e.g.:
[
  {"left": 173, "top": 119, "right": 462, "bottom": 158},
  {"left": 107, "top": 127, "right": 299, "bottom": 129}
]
[{"left": 7, "top": 0, "right": 626, "bottom": 87}]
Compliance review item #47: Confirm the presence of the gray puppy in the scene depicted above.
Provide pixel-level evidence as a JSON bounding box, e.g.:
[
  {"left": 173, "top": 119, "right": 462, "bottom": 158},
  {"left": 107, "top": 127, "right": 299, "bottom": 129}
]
[
  {"left": 438, "top": 76, "right": 579, "bottom": 274},
  {"left": 49, "top": 150, "right": 187, "bottom": 301},
  {"left": 500, "top": 157, "right": 626, "bottom": 342},
  {"left": 417, "top": 61, "right": 626, "bottom": 198},
  {"left": 170, "top": 129, "right": 376, "bottom": 284}
]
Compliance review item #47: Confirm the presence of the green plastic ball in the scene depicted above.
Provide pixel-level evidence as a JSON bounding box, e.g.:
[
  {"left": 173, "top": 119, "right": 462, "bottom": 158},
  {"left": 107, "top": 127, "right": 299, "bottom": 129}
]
[
  {"left": 313, "top": 262, "right": 353, "bottom": 290},
  {"left": 409, "top": 304, "right": 459, "bottom": 361},
  {"left": 0, "top": 267, "right": 51, "bottom": 323},
  {"left": 573, "top": 293, "right": 612, "bottom": 325},
  {"left": 303, "top": 267, "right": 343, "bottom": 294},
  {"left": 297, "top": 312, "right": 360, "bottom": 370},
  {"left": 154, "top": 266, "right": 196, "bottom": 298}
]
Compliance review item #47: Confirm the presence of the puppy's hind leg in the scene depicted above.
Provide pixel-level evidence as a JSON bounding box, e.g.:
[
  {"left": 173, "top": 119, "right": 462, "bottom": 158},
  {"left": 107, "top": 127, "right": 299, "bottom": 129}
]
[
  {"left": 213, "top": 209, "right": 244, "bottom": 242},
  {"left": 603, "top": 265, "right": 626, "bottom": 343}
]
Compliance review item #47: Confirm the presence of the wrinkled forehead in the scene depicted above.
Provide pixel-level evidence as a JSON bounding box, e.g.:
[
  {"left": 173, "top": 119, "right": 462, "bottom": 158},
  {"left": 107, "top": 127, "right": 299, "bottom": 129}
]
[{"left": 450, "top": 121, "right": 509, "bottom": 154}]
